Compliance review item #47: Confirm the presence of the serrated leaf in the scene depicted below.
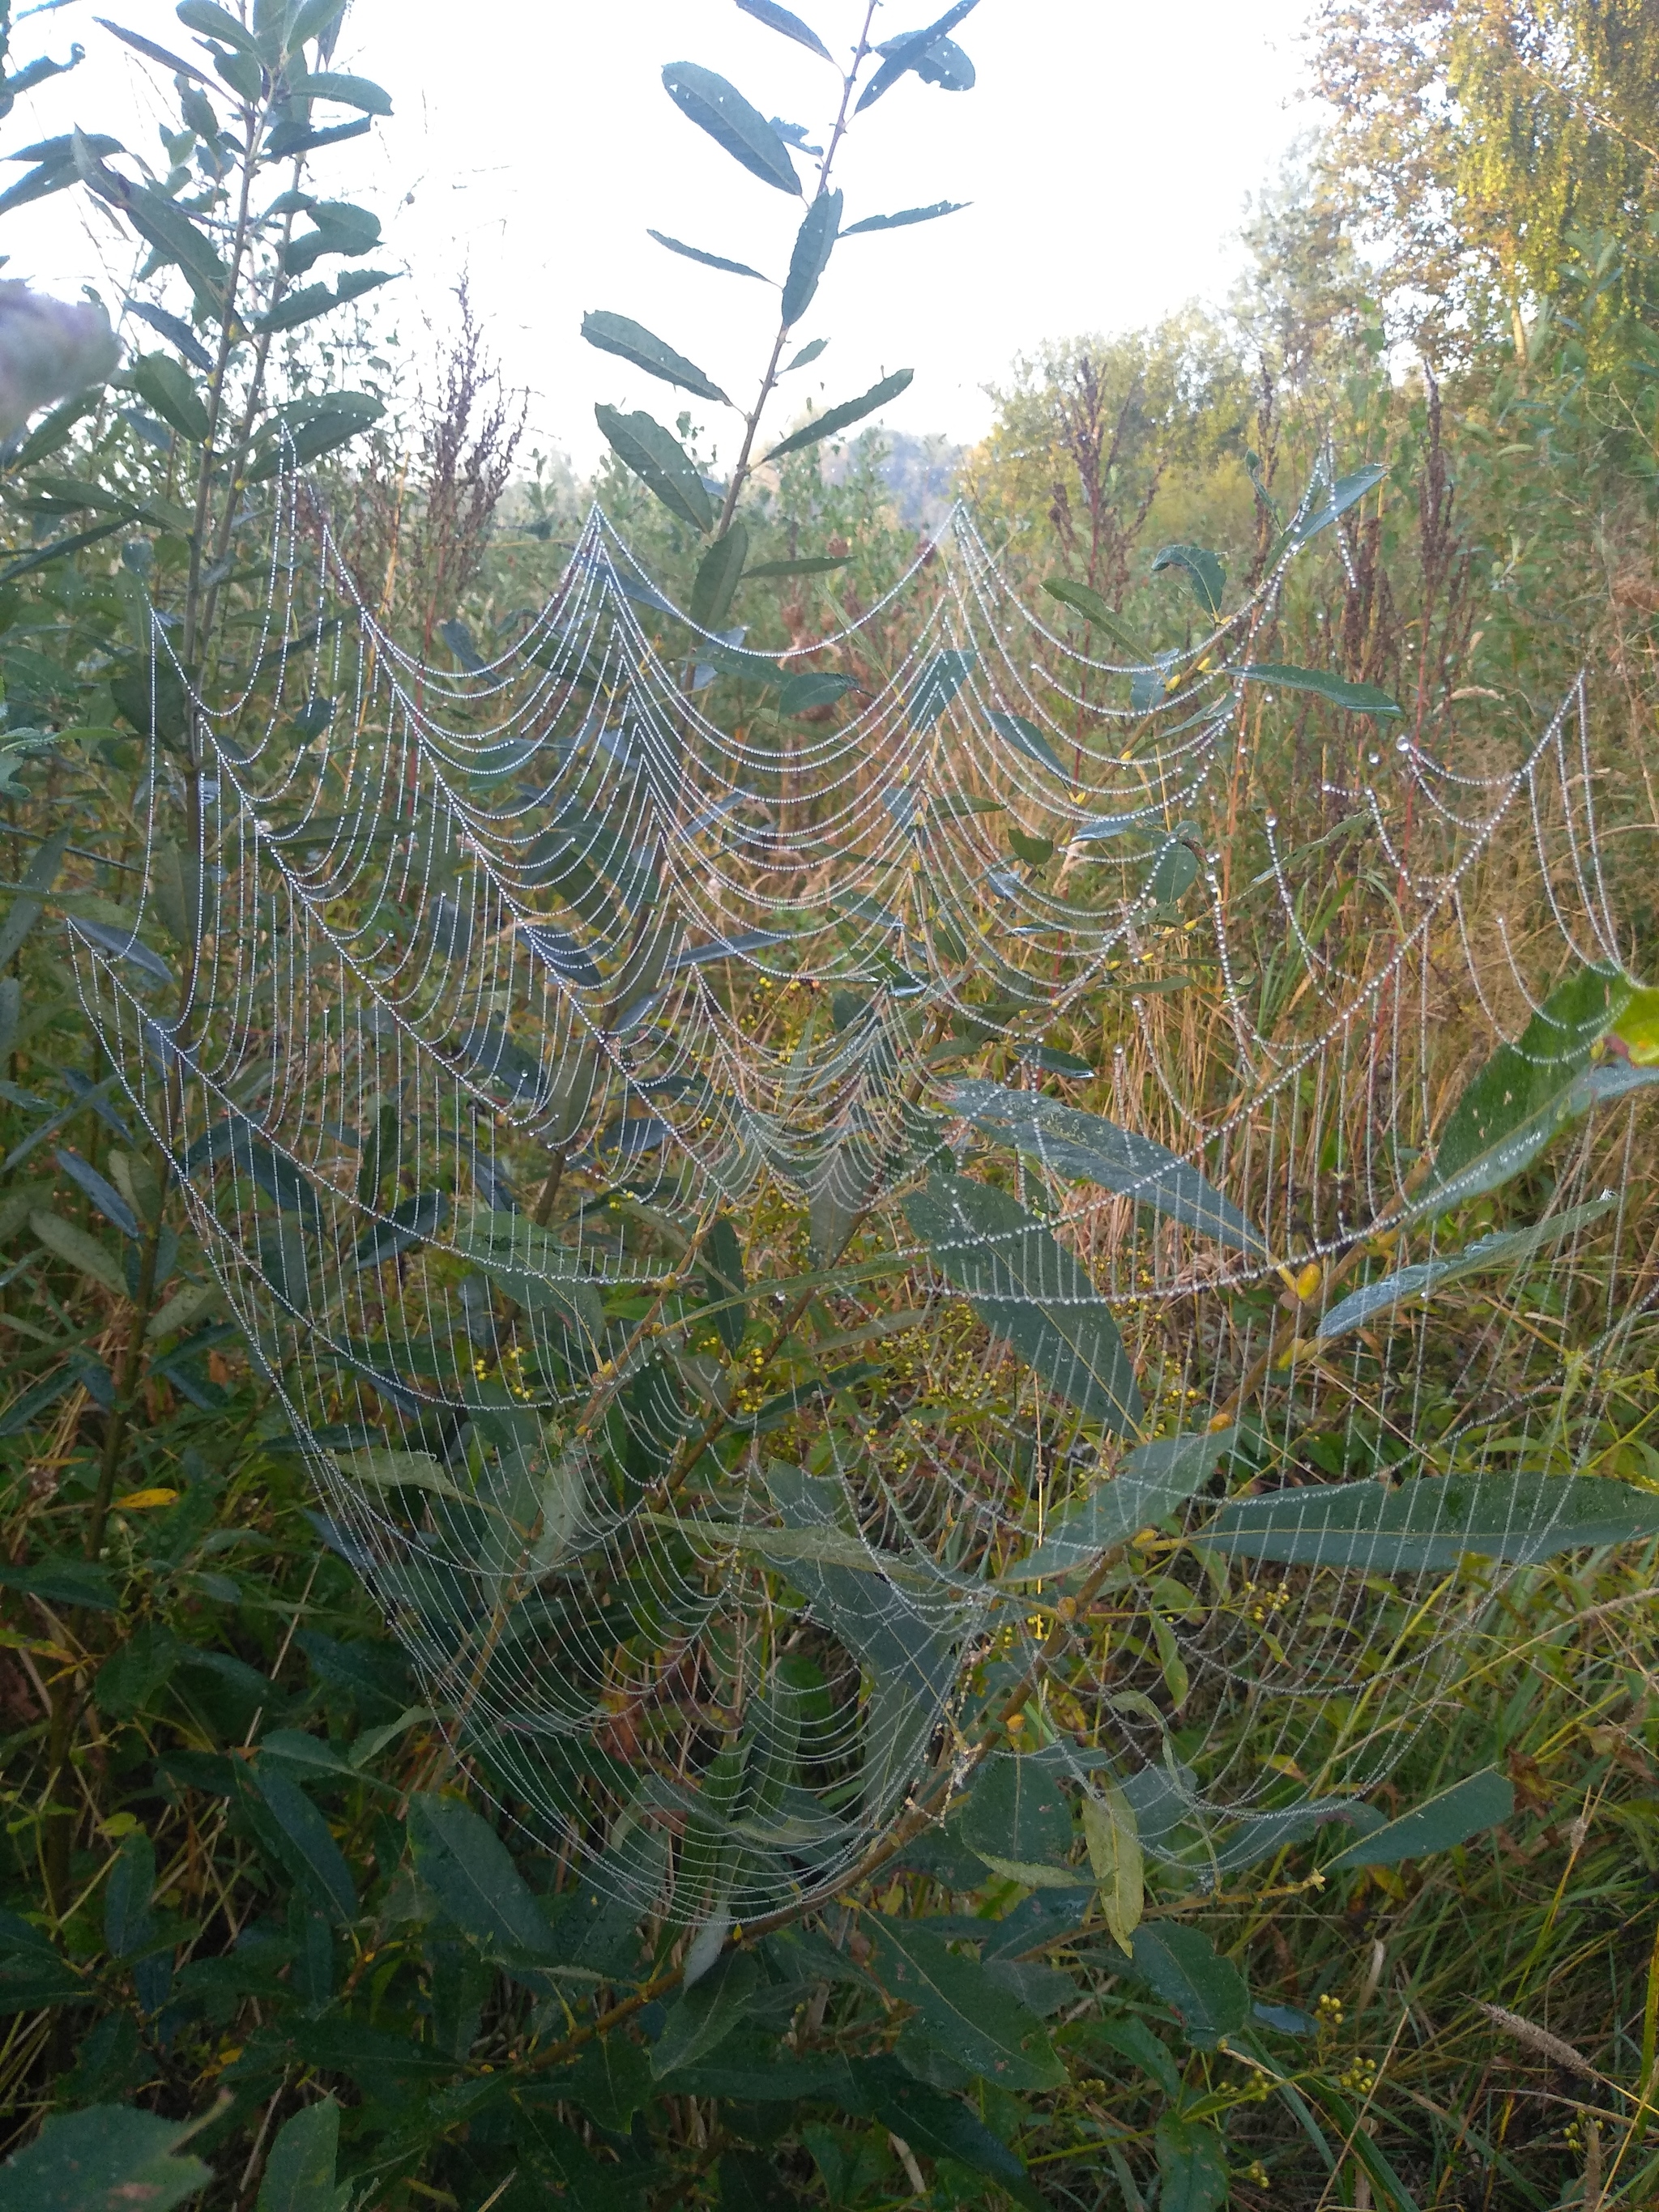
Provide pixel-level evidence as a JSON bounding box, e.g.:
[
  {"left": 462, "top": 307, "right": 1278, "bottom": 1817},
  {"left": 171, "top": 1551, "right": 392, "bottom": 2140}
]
[
  {"left": 647, "top": 228, "right": 770, "bottom": 280},
  {"left": 782, "top": 189, "right": 841, "bottom": 326},
  {"left": 909, "top": 647, "right": 975, "bottom": 730},
  {"left": 1151, "top": 542, "right": 1226, "bottom": 621},
  {"left": 1041, "top": 576, "right": 1151, "bottom": 660},
  {"left": 663, "top": 62, "right": 803, "bottom": 194},
  {"left": 868, "top": 1918, "right": 1064, "bottom": 2087},
  {"left": 904, "top": 1172, "right": 1141, "bottom": 1432},
  {"left": 736, "top": 0, "right": 834, "bottom": 60},
  {"left": 595, "top": 404, "right": 714, "bottom": 533},
  {"left": 780, "top": 670, "right": 855, "bottom": 714},
  {"left": 258, "top": 2099, "right": 349, "bottom": 2212},
  {"left": 949, "top": 1079, "right": 1267, "bottom": 1254},
  {"left": 691, "top": 523, "right": 748, "bottom": 632},
  {"left": 1155, "top": 2116, "right": 1230, "bottom": 2212},
  {"left": 1006, "top": 1430, "right": 1241, "bottom": 1583},
  {"left": 582, "top": 310, "right": 729, "bottom": 405},
  {"left": 1325, "top": 1767, "right": 1514, "bottom": 1869},
  {"left": 0, "top": 2104, "right": 210, "bottom": 2212},
  {"left": 1209, "top": 1472, "right": 1659, "bottom": 1572},
  {"left": 1319, "top": 1197, "right": 1616, "bottom": 1339},
  {"left": 407, "top": 1792, "right": 563, "bottom": 1961},
  {"left": 1241, "top": 661, "right": 1403, "bottom": 718},
  {"left": 765, "top": 368, "right": 914, "bottom": 460},
  {"left": 842, "top": 198, "right": 969, "bottom": 235},
  {"left": 1129, "top": 1922, "right": 1248, "bottom": 2049}
]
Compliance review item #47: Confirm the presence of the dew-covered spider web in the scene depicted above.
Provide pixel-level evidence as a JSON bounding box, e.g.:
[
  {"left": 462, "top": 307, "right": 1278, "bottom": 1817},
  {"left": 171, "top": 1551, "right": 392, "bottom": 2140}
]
[{"left": 71, "top": 450, "right": 1659, "bottom": 1922}]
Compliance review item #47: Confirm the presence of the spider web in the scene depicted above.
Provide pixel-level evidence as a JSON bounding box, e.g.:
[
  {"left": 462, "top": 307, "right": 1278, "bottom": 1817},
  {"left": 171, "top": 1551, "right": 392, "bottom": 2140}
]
[{"left": 70, "top": 450, "right": 1659, "bottom": 1922}]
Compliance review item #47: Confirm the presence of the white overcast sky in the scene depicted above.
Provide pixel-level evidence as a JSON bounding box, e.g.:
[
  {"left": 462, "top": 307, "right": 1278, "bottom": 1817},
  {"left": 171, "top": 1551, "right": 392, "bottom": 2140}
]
[{"left": 6, "top": 0, "right": 1317, "bottom": 471}]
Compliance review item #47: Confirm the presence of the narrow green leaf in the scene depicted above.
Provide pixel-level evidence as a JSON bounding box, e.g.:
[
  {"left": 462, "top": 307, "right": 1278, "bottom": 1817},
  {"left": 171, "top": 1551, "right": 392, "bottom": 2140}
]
[
  {"left": 745, "top": 553, "right": 847, "bottom": 578},
  {"left": 595, "top": 404, "right": 714, "bottom": 533},
  {"left": 290, "top": 68, "right": 392, "bottom": 113},
  {"left": 1326, "top": 1767, "right": 1514, "bottom": 1870},
  {"left": 1155, "top": 2116, "right": 1230, "bottom": 2212},
  {"left": 582, "top": 310, "right": 729, "bottom": 405},
  {"left": 662, "top": 62, "right": 803, "bottom": 195},
  {"left": 0, "top": 2106, "right": 210, "bottom": 2212},
  {"left": 868, "top": 1918, "right": 1064, "bottom": 2088},
  {"left": 1041, "top": 576, "right": 1151, "bottom": 660},
  {"left": 1320, "top": 1197, "right": 1616, "bottom": 1339},
  {"left": 855, "top": 0, "right": 981, "bottom": 109},
  {"left": 780, "top": 670, "right": 855, "bottom": 714},
  {"left": 30, "top": 1209, "right": 126, "bottom": 1298},
  {"left": 909, "top": 647, "right": 975, "bottom": 730},
  {"left": 0, "top": 827, "right": 70, "bottom": 968},
  {"left": 949, "top": 1079, "right": 1268, "bottom": 1254},
  {"left": 784, "top": 337, "right": 828, "bottom": 371},
  {"left": 765, "top": 368, "right": 914, "bottom": 460},
  {"left": 1129, "top": 1922, "right": 1248, "bottom": 2049},
  {"left": 690, "top": 523, "right": 749, "bottom": 632},
  {"left": 407, "top": 1792, "right": 562, "bottom": 1961},
  {"left": 842, "top": 199, "right": 969, "bottom": 235},
  {"left": 252, "top": 1768, "right": 357, "bottom": 1922},
  {"left": 647, "top": 228, "right": 770, "bottom": 280},
  {"left": 1151, "top": 542, "right": 1226, "bottom": 621},
  {"left": 177, "top": 0, "right": 258, "bottom": 52},
  {"left": 1082, "top": 1781, "right": 1143, "bottom": 1955},
  {"left": 254, "top": 270, "right": 394, "bottom": 334},
  {"left": 1288, "top": 462, "right": 1386, "bottom": 546},
  {"left": 904, "top": 1172, "right": 1142, "bottom": 1433},
  {"left": 1005, "top": 1430, "right": 1241, "bottom": 1583},
  {"left": 130, "top": 352, "right": 208, "bottom": 441},
  {"left": 700, "top": 1215, "right": 748, "bottom": 1356},
  {"left": 257, "top": 2100, "right": 349, "bottom": 2212},
  {"left": 864, "top": 2065, "right": 1043, "bottom": 2210},
  {"left": 986, "top": 709, "right": 1065, "bottom": 774},
  {"left": 736, "top": 0, "right": 834, "bottom": 62},
  {"left": 782, "top": 189, "right": 841, "bottom": 326},
  {"left": 1207, "top": 1472, "right": 1659, "bottom": 1573},
  {"left": 1240, "top": 661, "right": 1403, "bottom": 718}
]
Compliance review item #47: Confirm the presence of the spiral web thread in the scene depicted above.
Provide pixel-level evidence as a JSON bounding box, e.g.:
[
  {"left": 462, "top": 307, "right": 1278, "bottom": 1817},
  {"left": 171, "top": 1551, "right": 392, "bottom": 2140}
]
[{"left": 72, "top": 455, "right": 1659, "bottom": 1921}]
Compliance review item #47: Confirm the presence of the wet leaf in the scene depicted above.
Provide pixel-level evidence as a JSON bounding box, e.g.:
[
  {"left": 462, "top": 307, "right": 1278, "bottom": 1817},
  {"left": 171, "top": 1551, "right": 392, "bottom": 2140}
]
[
  {"left": 1150, "top": 543, "right": 1226, "bottom": 621},
  {"left": 1241, "top": 661, "right": 1403, "bottom": 718},
  {"left": 595, "top": 404, "right": 714, "bottom": 533}
]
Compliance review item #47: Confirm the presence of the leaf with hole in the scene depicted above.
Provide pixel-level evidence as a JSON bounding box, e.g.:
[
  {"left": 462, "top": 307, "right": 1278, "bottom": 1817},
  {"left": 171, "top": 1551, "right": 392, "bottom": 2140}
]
[
  {"left": 1326, "top": 1767, "right": 1514, "bottom": 1869},
  {"left": 1207, "top": 1472, "right": 1659, "bottom": 1572},
  {"left": 663, "top": 62, "right": 803, "bottom": 194},
  {"left": 1151, "top": 543, "right": 1226, "bottom": 621},
  {"left": 949, "top": 1080, "right": 1266, "bottom": 1255},
  {"left": 855, "top": 0, "right": 982, "bottom": 108},
  {"left": 582, "top": 311, "right": 728, "bottom": 405},
  {"left": 1240, "top": 661, "right": 1403, "bottom": 718},
  {"left": 0, "top": 2104, "right": 211, "bottom": 2212},
  {"left": 904, "top": 1171, "right": 1142, "bottom": 1432},
  {"left": 595, "top": 405, "right": 714, "bottom": 533},
  {"left": 765, "top": 368, "right": 914, "bottom": 461},
  {"left": 842, "top": 199, "right": 969, "bottom": 235}
]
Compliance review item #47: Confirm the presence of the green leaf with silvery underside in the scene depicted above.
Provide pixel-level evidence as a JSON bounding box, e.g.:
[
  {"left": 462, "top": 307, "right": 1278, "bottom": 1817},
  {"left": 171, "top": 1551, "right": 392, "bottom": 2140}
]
[
  {"left": 949, "top": 1079, "right": 1268, "bottom": 1255},
  {"left": 842, "top": 199, "right": 970, "bottom": 235},
  {"left": 1129, "top": 1922, "right": 1248, "bottom": 2050},
  {"left": 595, "top": 404, "right": 714, "bottom": 533},
  {"left": 1319, "top": 1196, "right": 1616, "bottom": 1340},
  {"left": 868, "top": 1918, "right": 1064, "bottom": 2088},
  {"left": 582, "top": 311, "right": 729, "bottom": 405},
  {"left": 904, "top": 1171, "right": 1142, "bottom": 1433},
  {"left": 1207, "top": 1472, "right": 1659, "bottom": 1573},
  {"left": 765, "top": 369, "right": 914, "bottom": 461},
  {"left": 1151, "top": 542, "right": 1226, "bottom": 620},
  {"left": 258, "top": 2099, "right": 350, "bottom": 2212},
  {"left": 1326, "top": 1767, "right": 1513, "bottom": 1870},
  {"left": 663, "top": 62, "right": 803, "bottom": 194},
  {"left": 1004, "top": 1429, "right": 1243, "bottom": 1583},
  {"left": 0, "top": 2105, "right": 211, "bottom": 2212},
  {"left": 781, "top": 189, "right": 842, "bottom": 326},
  {"left": 1240, "top": 661, "right": 1403, "bottom": 718}
]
